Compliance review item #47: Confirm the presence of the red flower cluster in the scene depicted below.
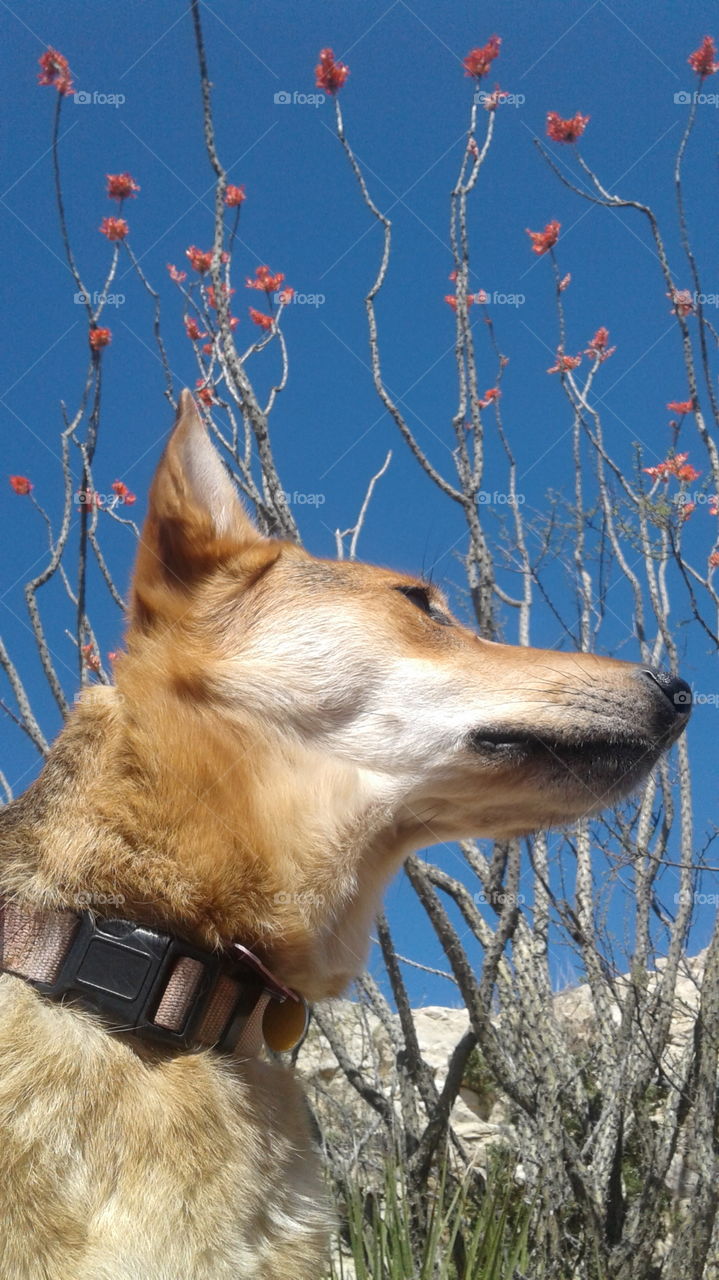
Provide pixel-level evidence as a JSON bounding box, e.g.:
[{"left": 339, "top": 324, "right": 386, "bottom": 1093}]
[
  {"left": 547, "top": 349, "right": 582, "bottom": 374},
  {"left": 111, "top": 480, "right": 136, "bottom": 505},
  {"left": 186, "top": 246, "right": 214, "bottom": 274},
  {"left": 546, "top": 111, "right": 590, "bottom": 143},
  {"left": 9, "top": 475, "right": 32, "bottom": 496},
  {"left": 667, "top": 399, "right": 693, "bottom": 414},
  {"left": 315, "top": 48, "right": 350, "bottom": 94},
  {"left": 585, "top": 327, "right": 616, "bottom": 362},
  {"left": 195, "top": 380, "right": 216, "bottom": 406},
  {"left": 249, "top": 308, "right": 274, "bottom": 331},
  {"left": 644, "top": 453, "right": 701, "bottom": 483},
  {"left": 82, "top": 644, "right": 101, "bottom": 674},
  {"left": 99, "top": 216, "right": 129, "bottom": 242},
  {"left": 246, "top": 265, "right": 285, "bottom": 293},
  {"left": 709, "top": 551, "right": 719, "bottom": 568},
  {"left": 106, "top": 173, "right": 140, "bottom": 201},
  {"left": 89, "top": 327, "right": 111, "bottom": 351},
  {"left": 477, "top": 387, "right": 501, "bottom": 409},
  {"left": 167, "top": 263, "right": 187, "bottom": 284},
  {"left": 559, "top": 273, "right": 571, "bottom": 292},
  {"left": 527, "top": 221, "right": 560, "bottom": 255},
  {"left": 184, "top": 315, "right": 207, "bottom": 342},
  {"left": 445, "top": 294, "right": 475, "bottom": 311},
  {"left": 225, "top": 184, "right": 246, "bottom": 207},
  {"left": 688, "top": 36, "right": 719, "bottom": 78},
  {"left": 38, "top": 49, "right": 74, "bottom": 96},
  {"left": 463, "top": 37, "right": 501, "bottom": 79}
]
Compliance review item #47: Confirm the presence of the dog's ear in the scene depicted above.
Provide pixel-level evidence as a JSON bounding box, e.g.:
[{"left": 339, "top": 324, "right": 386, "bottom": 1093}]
[{"left": 129, "top": 390, "right": 272, "bottom": 625}]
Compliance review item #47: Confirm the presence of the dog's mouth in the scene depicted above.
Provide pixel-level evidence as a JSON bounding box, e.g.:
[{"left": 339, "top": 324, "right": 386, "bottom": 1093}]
[{"left": 467, "top": 721, "right": 682, "bottom": 805}]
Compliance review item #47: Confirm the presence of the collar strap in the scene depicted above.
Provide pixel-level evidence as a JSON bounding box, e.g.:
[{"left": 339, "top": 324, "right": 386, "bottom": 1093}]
[{"left": 0, "top": 900, "right": 308, "bottom": 1056}]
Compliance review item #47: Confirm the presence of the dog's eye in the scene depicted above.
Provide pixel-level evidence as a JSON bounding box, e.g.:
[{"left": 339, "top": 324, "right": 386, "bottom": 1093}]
[{"left": 395, "top": 585, "right": 452, "bottom": 626}]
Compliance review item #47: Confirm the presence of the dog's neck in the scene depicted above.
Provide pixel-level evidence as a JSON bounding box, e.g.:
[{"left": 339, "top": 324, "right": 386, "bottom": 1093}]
[{"left": 0, "top": 682, "right": 410, "bottom": 1002}]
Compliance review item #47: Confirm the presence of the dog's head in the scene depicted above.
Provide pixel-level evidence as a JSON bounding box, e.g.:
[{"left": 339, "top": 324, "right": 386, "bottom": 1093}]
[{"left": 124, "top": 392, "right": 690, "bottom": 851}]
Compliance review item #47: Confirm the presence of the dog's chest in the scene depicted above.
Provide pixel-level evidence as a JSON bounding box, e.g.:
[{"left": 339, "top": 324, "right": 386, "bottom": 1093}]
[{"left": 0, "top": 977, "right": 330, "bottom": 1279}]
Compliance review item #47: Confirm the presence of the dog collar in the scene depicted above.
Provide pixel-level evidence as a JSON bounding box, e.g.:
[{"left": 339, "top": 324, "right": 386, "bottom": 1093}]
[{"left": 0, "top": 900, "right": 308, "bottom": 1056}]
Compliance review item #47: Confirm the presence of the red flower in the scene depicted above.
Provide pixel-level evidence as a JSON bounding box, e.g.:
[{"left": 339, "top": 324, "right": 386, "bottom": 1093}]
[
  {"left": 463, "top": 37, "right": 501, "bottom": 79},
  {"left": 709, "top": 551, "right": 719, "bottom": 568},
  {"left": 249, "top": 308, "right": 274, "bottom": 331},
  {"left": 710, "top": 498, "right": 719, "bottom": 517},
  {"left": 186, "top": 246, "right": 214, "bottom": 274},
  {"left": 99, "top": 216, "right": 129, "bottom": 242},
  {"left": 9, "top": 475, "right": 32, "bottom": 496},
  {"left": 527, "top": 220, "right": 560, "bottom": 255},
  {"left": 559, "top": 272, "right": 571, "bottom": 292},
  {"left": 38, "top": 49, "right": 74, "bottom": 96},
  {"left": 644, "top": 452, "right": 700, "bottom": 483},
  {"left": 444, "top": 294, "right": 475, "bottom": 311},
  {"left": 546, "top": 111, "right": 590, "bottom": 143},
  {"left": 106, "top": 173, "right": 140, "bottom": 201},
  {"left": 547, "top": 349, "right": 582, "bottom": 374},
  {"left": 167, "top": 263, "right": 187, "bottom": 284},
  {"left": 111, "top": 480, "right": 136, "bottom": 505},
  {"left": 107, "top": 651, "right": 118, "bottom": 663},
  {"left": 246, "top": 265, "right": 286, "bottom": 293},
  {"left": 585, "top": 327, "right": 616, "bottom": 362},
  {"left": 668, "top": 288, "right": 695, "bottom": 317},
  {"left": 477, "top": 387, "right": 501, "bottom": 409},
  {"left": 81, "top": 644, "right": 101, "bottom": 674},
  {"left": 225, "top": 184, "right": 246, "bottom": 207},
  {"left": 688, "top": 36, "right": 719, "bottom": 78},
  {"left": 195, "top": 379, "right": 217, "bottom": 406},
  {"left": 184, "top": 315, "right": 207, "bottom": 342},
  {"left": 89, "top": 327, "right": 111, "bottom": 351},
  {"left": 667, "top": 399, "right": 693, "bottom": 414},
  {"left": 277, "top": 287, "right": 294, "bottom": 304},
  {"left": 680, "top": 502, "right": 696, "bottom": 522},
  {"left": 315, "top": 48, "right": 350, "bottom": 94}
]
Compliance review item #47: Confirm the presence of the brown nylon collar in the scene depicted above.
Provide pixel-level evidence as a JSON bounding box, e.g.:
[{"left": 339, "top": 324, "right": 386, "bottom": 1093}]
[{"left": 0, "top": 899, "right": 308, "bottom": 1056}]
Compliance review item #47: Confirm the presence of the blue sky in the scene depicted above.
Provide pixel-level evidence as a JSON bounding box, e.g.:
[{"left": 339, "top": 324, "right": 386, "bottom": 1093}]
[{"left": 2, "top": 0, "right": 718, "bottom": 1004}]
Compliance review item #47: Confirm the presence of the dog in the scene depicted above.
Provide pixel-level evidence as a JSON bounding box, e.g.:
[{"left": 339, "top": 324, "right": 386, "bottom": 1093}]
[{"left": 0, "top": 390, "right": 691, "bottom": 1278}]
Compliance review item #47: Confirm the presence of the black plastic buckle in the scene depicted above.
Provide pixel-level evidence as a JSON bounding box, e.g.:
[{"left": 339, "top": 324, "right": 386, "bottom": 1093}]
[{"left": 18, "top": 913, "right": 263, "bottom": 1051}]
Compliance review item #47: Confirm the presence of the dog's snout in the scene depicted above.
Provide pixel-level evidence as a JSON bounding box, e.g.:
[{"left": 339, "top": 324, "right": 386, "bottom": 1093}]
[{"left": 640, "top": 668, "right": 692, "bottom": 714}]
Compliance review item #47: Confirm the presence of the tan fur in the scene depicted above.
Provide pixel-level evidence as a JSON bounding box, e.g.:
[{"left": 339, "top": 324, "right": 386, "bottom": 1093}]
[{"left": 0, "top": 391, "right": 689, "bottom": 1277}]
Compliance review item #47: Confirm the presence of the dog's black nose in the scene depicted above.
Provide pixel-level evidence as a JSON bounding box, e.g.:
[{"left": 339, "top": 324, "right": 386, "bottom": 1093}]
[{"left": 641, "top": 669, "right": 692, "bottom": 713}]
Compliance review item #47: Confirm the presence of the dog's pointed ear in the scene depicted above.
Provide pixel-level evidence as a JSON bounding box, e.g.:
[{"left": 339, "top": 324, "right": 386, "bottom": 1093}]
[{"left": 129, "top": 391, "right": 269, "bottom": 625}]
